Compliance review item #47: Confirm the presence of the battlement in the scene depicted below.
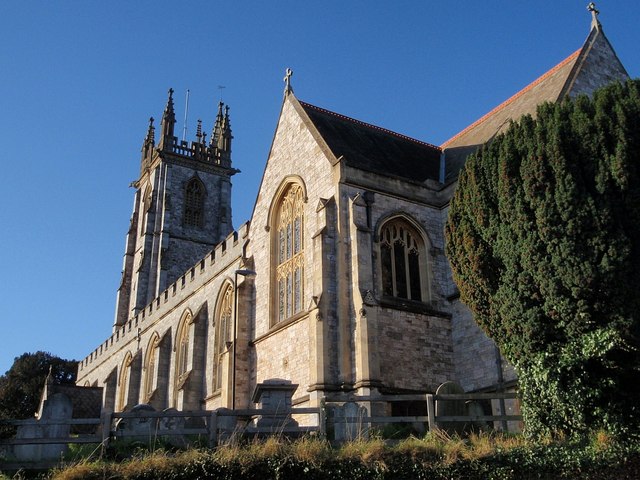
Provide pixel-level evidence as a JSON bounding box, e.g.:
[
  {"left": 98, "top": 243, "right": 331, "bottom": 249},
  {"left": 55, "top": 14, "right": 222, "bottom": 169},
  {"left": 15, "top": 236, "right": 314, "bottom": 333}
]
[{"left": 78, "top": 221, "right": 250, "bottom": 376}]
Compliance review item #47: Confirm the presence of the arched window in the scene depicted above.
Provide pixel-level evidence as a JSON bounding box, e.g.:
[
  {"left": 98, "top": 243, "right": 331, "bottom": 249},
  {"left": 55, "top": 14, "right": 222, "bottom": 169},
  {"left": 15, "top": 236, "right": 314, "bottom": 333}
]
[
  {"left": 274, "top": 183, "right": 305, "bottom": 323},
  {"left": 379, "top": 218, "right": 429, "bottom": 302},
  {"left": 213, "top": 284, "right": 233, "bottom": 392},
  {"left": 174, "top": 310, "right": 193, "bottom": 403},
  {"left": 184, "top": 178, "right": 205, "bottom": 227},
  {"left": 143, "top": 333, "right": 160, "bottom": 403},
  {"left": 117, "top": 352, "right": 133, "bottom": 412}
]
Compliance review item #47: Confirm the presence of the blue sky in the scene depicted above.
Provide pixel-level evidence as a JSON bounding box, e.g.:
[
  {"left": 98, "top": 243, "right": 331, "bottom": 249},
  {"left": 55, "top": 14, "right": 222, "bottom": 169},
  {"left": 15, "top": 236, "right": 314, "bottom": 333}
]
[{"left": 0, "top": 1, "right": 638, "bottom": 376}]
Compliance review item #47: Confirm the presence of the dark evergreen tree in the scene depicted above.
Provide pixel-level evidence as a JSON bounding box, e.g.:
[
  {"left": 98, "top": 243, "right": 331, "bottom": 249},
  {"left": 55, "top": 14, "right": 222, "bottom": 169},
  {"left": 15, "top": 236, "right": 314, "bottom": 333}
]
[
  {"left": 446, "top": 80, "right": 640, "bottom": 437},
  {"left": 0, "top": 351, "right": 77, "bottom": 426}
]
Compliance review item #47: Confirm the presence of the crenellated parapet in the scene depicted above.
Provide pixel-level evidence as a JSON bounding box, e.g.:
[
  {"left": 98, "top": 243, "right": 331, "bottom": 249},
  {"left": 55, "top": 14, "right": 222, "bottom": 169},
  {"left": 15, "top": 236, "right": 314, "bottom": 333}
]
[{"left": 79, "top": 222, "right": 251, "bottom": 377}]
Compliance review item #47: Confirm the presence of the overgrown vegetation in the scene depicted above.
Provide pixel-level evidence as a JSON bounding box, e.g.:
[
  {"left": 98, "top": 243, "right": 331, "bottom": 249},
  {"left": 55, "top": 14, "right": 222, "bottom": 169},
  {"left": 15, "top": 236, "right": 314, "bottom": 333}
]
[
  {"left": 0, "top": 432, "right": 631, "bottom": 480},
  {"left": 445, "top": 80, "right": 640, "bottom": 438}
]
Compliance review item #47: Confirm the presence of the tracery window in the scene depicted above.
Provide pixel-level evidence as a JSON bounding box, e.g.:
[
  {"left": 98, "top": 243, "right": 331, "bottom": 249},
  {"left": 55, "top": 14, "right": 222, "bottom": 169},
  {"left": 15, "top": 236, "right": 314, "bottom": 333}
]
[
  {"left": 275, "top": 184, "right": 304, "bottom": 323},
  {"left": 379, "top": 218, "right": 428, "bottom": 302},
  {"left": 184, "top": 178, "right": 205, "bottom": 227},
  {"left": 213, "top": 285, "right": 233, "bottom": 392}
]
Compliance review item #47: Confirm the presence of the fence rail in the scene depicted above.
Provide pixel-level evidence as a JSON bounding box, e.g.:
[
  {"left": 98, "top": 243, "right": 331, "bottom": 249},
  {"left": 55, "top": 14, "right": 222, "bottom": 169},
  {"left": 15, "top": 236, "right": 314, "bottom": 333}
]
[{"left": 0, "top": 392, "right": 521, "bottom": 464}]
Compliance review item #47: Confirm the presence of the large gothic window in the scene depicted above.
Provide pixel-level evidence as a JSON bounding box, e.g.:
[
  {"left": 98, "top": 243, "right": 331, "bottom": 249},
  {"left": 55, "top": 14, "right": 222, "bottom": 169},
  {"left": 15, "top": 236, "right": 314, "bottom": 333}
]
[
  {"left": 213, "top": 284, "right": 233, "bottom": 392},
  {"left": 274, "top": 184, "right": 305, "bottom": 323},
  {"left": 184, "top": 178, "right": 205, "bottom": 227},
  {"left": 379, "top": 218, "right": 429, "bottom": 302}
]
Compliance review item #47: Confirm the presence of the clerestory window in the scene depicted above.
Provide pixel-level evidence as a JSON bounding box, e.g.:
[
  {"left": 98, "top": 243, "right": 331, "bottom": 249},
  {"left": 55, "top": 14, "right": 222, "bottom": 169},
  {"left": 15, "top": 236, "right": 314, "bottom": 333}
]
[
  {"left": 184, "top": 178, "right": 205, "bottom": 227},
  {"left": 274, "top": 183, "right": 304, "bottom": 323},
  {"left": 379, "top": 218, "right": 429, "bottom": 302}
]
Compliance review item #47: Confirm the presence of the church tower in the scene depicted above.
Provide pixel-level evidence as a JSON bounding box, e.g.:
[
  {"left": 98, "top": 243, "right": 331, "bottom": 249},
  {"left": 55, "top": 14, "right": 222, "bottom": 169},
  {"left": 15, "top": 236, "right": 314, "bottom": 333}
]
[{"left": 114, "top": 89, "right": 237, "bottom": 329}]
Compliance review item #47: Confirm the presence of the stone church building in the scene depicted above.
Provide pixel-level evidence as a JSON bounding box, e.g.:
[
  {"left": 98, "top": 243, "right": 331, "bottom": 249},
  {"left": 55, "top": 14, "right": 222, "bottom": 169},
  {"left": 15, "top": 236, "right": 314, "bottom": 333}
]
[{"left": 76, "top": 13, "right": 629, "bottom": 418}]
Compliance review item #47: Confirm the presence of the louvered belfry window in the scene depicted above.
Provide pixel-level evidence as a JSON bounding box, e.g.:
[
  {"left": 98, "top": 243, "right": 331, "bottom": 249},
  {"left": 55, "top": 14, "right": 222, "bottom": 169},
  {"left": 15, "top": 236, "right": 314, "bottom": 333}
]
[
  {"left": 276, "top": 184, "right": 304, "bottom": 323},
  {"left": 380, "top": 220, "right": 425, "bottom": 302},
  {"left": 184, "top": 179, "right": 204, "bottom": 227}
]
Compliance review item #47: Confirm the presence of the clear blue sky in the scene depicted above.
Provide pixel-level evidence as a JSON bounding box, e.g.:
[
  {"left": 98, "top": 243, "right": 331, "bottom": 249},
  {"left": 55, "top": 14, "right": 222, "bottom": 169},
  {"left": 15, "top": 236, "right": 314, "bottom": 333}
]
[{"left": 0, "top": 1, "right": 638, "bottom": 376}]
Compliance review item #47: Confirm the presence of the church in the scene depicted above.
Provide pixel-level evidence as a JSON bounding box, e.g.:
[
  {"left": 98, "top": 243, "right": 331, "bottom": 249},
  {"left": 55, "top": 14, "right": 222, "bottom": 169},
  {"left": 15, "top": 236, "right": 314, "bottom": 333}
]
[{"left": 76, "top": 11, "right": 629, "bottom": 419}]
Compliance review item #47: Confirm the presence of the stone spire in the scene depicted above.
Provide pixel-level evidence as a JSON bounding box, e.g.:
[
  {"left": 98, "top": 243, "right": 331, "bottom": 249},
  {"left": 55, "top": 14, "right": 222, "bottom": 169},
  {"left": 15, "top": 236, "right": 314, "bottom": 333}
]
[
  {"left": 159, "top": 88, "right": 176, "bottom": 150},
  {"left": 196, "top": 119, "right": 203, "bottom": 144}
]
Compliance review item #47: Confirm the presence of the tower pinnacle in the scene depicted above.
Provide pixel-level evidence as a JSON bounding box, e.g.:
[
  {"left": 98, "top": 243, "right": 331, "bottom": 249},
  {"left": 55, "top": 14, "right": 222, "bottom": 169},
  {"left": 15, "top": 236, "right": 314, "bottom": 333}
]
[{"left": 159, "top": 88, "right": 176, "bottom": 149}]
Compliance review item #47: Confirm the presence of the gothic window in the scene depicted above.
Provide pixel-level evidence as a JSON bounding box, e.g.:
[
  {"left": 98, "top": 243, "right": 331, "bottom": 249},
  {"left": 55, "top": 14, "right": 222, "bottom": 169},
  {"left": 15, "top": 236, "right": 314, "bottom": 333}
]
[
  {"left": 140, "top": 186, "right": 152, "bottom": 237},
  {"left": 213, "top": 284, "right": 233, "bottom": 392},
  {"left": 184, "top": 178, "right": 205, "bottom": 227},
  {"left": 174, "top": 310, "right": 192, "bottom": 402},
  {"left": 117, "top": 352, "right": 133, "bottom": 412},
  {"left": 379, "top": 218, "right": 429, "bottom": 302},
  {"left": 143, "top": 333, "right": 160, "bottom": 403},
  {"left": 274, "top": 184, "right": 304, "bottom": 323}
]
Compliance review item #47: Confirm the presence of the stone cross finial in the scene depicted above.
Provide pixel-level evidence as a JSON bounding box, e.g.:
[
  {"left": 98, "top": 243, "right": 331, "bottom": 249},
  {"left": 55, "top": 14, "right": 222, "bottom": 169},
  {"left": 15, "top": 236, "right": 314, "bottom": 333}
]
[
  {"left": 284, "top": 68, "right": 293, "bottom": 95},
  {"left": 587, "top": 2, "right": 600, "bottom": 30}
]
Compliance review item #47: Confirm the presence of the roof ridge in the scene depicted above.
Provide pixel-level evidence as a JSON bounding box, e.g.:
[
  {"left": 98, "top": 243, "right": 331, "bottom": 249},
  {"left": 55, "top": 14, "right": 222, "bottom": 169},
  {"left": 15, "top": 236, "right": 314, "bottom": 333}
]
[
  {"left": 299, "top": 100, "right": 441, "bottom": 151},
  {"left": 441, "top": 48, "right": 581, "bottom": 149}
]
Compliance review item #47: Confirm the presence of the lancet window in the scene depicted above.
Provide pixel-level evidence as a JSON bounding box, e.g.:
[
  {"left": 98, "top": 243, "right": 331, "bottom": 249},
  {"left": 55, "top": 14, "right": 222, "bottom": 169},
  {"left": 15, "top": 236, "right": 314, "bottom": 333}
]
[{"left": 213, "top": 284, "right": 233, "bottom": 392}]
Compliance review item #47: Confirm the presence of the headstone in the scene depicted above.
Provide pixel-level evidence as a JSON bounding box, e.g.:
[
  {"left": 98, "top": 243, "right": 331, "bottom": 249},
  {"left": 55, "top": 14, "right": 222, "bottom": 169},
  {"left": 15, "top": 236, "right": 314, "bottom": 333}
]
[
  {"left": 331, "top": 401, "right": 368, "bottom": 442},
  {"left": 39, "top": 393, "right": 73, "bottom": 460},
  {"left": 115, "top": 404, "right": 158, "bottom": 445},
  {"left": 435, "top": 381, "right": 466, "bottom": 435}
]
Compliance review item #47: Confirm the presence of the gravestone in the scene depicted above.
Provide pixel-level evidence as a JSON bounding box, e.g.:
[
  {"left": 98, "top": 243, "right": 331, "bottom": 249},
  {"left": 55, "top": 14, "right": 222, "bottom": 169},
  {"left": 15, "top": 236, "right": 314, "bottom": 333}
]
[
  {"left": 435, "top": 381, "right": 466, "bottom": 435},
  {"left": 331, "top": 401, "right": 369, "bottom": 442},
  {"left": 115, "top": 404, "right": 158, "bottom": 445}
]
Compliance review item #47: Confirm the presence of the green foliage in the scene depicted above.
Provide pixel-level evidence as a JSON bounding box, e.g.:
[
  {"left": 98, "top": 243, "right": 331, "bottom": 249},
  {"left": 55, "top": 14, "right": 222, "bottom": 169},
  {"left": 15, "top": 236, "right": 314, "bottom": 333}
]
[
  {"left": 0, "top": 352, "right": 77, "bottom": 430},
  {"left": 445, "top": 80, "right": 640, "bottom": 437}
]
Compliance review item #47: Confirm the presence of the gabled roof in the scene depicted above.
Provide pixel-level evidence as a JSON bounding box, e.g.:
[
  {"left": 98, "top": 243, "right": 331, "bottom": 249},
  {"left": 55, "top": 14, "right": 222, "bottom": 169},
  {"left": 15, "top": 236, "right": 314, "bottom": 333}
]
[
  {"left": 441, "top": 22, "right": 629, "bottom": 183},
  {"left": 298, "top": 101, "right": 442, "bottom": 183}
]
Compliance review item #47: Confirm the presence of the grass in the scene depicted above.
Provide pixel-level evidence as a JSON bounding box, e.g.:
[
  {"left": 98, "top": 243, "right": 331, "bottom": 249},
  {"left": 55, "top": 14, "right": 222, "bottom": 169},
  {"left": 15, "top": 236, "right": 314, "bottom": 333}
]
[{"left": 2, "top": 430, "right": 638, "bottom": 479}]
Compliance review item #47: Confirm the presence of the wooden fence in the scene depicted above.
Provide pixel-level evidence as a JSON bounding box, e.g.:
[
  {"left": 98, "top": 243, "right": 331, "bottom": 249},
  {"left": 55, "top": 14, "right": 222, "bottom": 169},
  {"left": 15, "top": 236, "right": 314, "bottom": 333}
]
[{"left": 0, "top": 392, "right": 521, "bottom": 470}]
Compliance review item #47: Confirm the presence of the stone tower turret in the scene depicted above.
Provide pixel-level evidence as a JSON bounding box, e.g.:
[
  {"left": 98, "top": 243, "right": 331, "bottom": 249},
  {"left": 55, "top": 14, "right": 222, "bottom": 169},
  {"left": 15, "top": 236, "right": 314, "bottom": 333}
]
[{"left": 114, "top": 89, "right": 237, "bottom": 330}]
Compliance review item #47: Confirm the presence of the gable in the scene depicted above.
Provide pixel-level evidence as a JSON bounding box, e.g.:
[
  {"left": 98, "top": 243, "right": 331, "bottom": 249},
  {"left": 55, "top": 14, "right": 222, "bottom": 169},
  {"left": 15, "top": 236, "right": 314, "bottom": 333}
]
[{"left": 442, "top": 24, "right": 629, "bottom": 183}]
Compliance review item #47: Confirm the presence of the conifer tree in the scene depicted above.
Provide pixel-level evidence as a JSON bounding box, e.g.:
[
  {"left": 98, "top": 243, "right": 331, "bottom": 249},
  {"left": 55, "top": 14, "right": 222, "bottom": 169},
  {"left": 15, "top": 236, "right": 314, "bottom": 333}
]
[{"left": 446, "top": 80, "right": 640, "bottom": 437}]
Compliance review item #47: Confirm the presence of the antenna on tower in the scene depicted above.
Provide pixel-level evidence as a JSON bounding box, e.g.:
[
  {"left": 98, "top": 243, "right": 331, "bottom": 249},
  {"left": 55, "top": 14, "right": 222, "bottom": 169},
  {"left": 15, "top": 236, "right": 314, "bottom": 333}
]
[
  {"left": 182, "top": 89, "right": 190, "bottom": 142},
  {"left": 218, "top": 85, "right": 226, "bottom": 102}
]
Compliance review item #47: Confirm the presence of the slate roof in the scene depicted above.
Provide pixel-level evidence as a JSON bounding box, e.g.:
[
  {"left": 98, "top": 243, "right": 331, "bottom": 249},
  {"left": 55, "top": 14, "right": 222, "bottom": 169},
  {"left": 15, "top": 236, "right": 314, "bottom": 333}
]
[
  {"left": 299, "top": 101, "right": 443, "bottom": 183},
  {"left": 441, "top": 22, "right": 629, "bottom": 183}
]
